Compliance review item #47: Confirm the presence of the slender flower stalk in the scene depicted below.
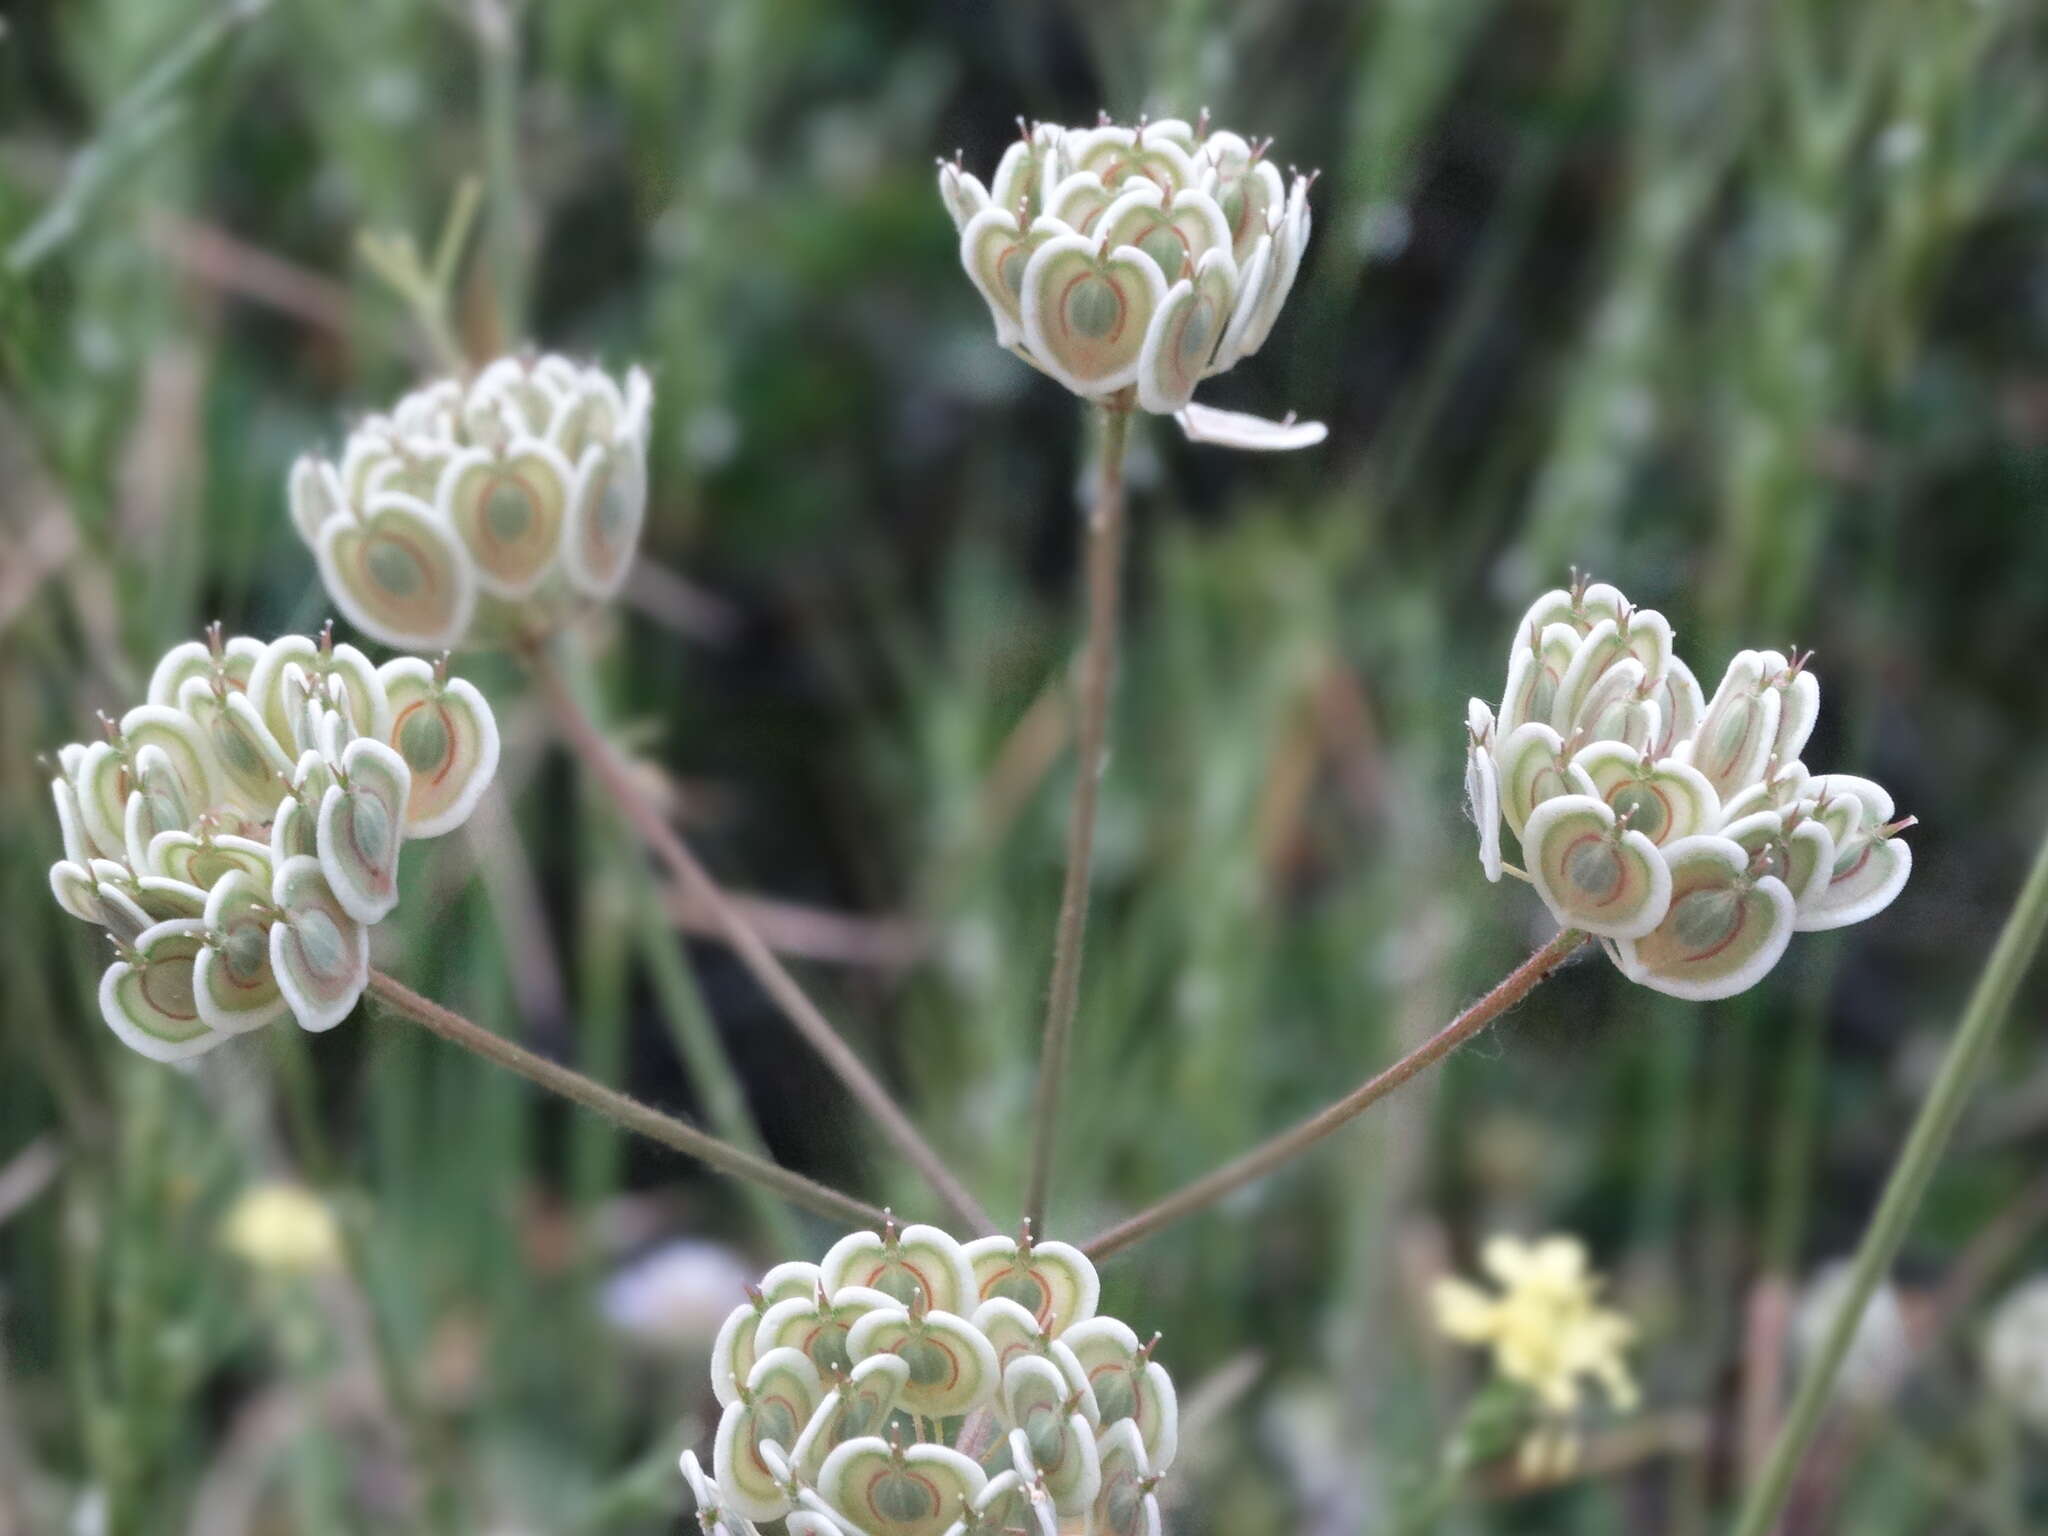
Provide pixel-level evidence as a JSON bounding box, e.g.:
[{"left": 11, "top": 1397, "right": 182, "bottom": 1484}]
[
  {"left": 1731, "top": 819, "right": 2048, "bottom": 1536},
  {"left": 1024, "top": 399, "right": 1134, "bottom": 1232},
  {"left": 1083, "top": 928, "right": 1590, "bottom": 1259},
  {"left": 365, "top": 970, "right": 886, "bottom": 1228},
  {"left": 520, "top": 641, "right": 994, "bottom": 1234}
]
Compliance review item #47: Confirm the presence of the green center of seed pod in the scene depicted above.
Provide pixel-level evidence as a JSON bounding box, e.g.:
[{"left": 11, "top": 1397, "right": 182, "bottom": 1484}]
[
  {"left": 1530, "top": 763, "right": 1569, "bottom": 806},
  {"left": 1565, "top": 838, "right": 1623, "bottom": 901},
  {"left": 1176, "top": 306, "right": 1213, "bottom": 371},
  {"left": 1066, "top": 276, "right": 1123, "bottom": 339},
  {"left": 368, "top": 540, "right": 424, "bottom": 597},
  {"left": 1103, "top": 1474, "right": 1144, "bottom": 1536},
  {"left": 870, "top": 1265, "right": 924, "bottom": 1306},
  {"left": 1609, "top": 783, "right": 1667, "bottom": 841},
  {"left": 988, "top": 1268, "right": 1047, "bottom": 1314},
  {"left": 812, "top": 1320, "right": 853, "bottom": 1375},
  {"left": 841, "top": 1387, "right": 887, "bottom": 1438},
  {"left": 598, "top": 464, "right": 632, "bottom": 536},
  {"left": 557, "top": 400, "right": 593, "bottom": 461},
  {"left": 1218, "top": 184, "right": 1247, "bottom": 240},
  {"left": 751, "top": 1395, "right": 798, "bottom": 1451},
  {"left": 294, "top": 909, "right": 352, "bottom": 981},
  {"left": 872, "top": 1468, "right": 940, "bottom": 1525},
  {"left": 1709, "top": 701, "right": 1757, "bottom": 774},
  {"left": 399, "top": 704, "right": 451, "bottom": 775},
  {"left": 213, "top": 717, "right": 264, "bottom": 778},
  {"left": 142, "top": 787, "right": 184, "bottom": 837},
  {"left": 1026, "top": 1407, "right": 1066, "bottom": 1469},
  {"left": 1137, "top": 225, "right": 1185, "bottom": 279},
  {"left": 223, "top": 918, "right": 269, "bottom": 981},
  {"left": 485, "top": 479, "right": 535, "bottom": 541},
  {"left": 1588, "top": 698, "right": 1633, "bottom": 743},
  {"left": 348, "top": 790, "right": 393, "bottom": 869},
  {"left": 386, "top": 462, "right": 437, "bottom": 500},
  {"left": 999, "top": 246, "right": 1028, "bottom": 298},
  {"left": 188, "top": 847, "right": 244, "bottom": 888},
  {"left": 140, "top": 958, "right": 199, "bottom": 1021},
  {"left": 897, "top": 1335, "right": 952, "bottom": 1389},
  {"left": 1093, "top": 1367, "right": 1135, "bottom": 1422},
  {"left": 1670, "top": 886, "right": 1740, "bottom": 952},
  {"left": 136, "top": 757, "right": 189, "bottom": 826}
]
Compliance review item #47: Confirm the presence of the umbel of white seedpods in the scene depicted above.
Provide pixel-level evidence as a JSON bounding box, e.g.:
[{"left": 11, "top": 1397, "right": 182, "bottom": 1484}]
[
  {"left": 682, "top": 1219, "right": 1174, "bottom": 1536},
  {"left": 940, "top": 112, "right": 1326, "bottom": 452},
  {"left": 44, "top": 624, "right": 499, "bottom": 1060},
  {"left": 288, "top": 352, "right": 652, "bottom": 652},
  {"left": 1463, "top": 576, "right": 1913, "bottom": 1000}
]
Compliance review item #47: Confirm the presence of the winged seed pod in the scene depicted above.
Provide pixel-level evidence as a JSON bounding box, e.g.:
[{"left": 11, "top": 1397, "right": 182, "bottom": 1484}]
[
  {"left": 44, "top": 625, "right": 499, "bottom": 1061},
  {"left": 289, "top": 352, "right": 652, "bottom": 651},
  {"left": 1462, "top": 575, "right": 1913, "bottom": 1000},
  {"left": 942, "top": 112, "right": 1325, "bottom": 452},
  {"left": 688, "top": 1219, "right": 1174, "bottom": 1536},
  {"left": 1433, "top": 1234, "right": 1639, "bottom": 1481}
]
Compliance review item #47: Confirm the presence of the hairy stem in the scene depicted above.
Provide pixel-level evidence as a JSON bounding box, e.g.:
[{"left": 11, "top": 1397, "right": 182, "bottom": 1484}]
[
  {"left": 1023, "top": 400, "right": 1134, "bottom": 1233},
  {"left": 522, "top": 643, "right": 994, "bottom": 1234},
  {"left": 365, "top": 971, "right": 885, "bottom": 1229},
  {"left": 1731, "top": 822, "right": 2048, "bottom": 1536},
  {"left": 1083, "top": 928, "right": 1590, "bottom": 1259}
]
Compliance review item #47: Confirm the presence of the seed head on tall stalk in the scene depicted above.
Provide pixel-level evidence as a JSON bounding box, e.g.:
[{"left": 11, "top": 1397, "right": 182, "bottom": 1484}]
[{"left": 940, "top": 112, "right": 1327, "bottom": 1231}]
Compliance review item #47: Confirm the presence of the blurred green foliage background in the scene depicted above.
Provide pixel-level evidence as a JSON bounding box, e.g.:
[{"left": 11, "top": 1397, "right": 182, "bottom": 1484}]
[{"left": 4, "top": 0, "right": 2048, "bottom": 1531}]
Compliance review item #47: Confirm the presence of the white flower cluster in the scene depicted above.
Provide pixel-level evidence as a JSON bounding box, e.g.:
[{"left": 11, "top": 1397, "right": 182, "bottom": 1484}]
[
  {"left": 1985, "top": 1275, "right": 2048, "bottom": 1435},
  {"left": 45, "top": 626, "right": 498, "bottom": 1060},
  {"left": 941, "top": 113, "right": 1325, "bottom": 451},
  {"left": 1792, "top": 1262, "right": 1910, "bottom": 1409},
  {"left": 683, "top": 1222, "right": 1173, "bottom": 1536},
  {"left": 290, "top": 353, "right": 652, "bottom": 652},
  {"left": 1465, "top": 577, "right": 1913, "bottom": 999}
]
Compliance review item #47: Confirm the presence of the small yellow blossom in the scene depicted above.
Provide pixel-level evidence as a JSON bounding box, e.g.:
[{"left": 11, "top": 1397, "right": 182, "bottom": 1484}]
[
  {"left": 221, "top": 1182, "right": 342, "bottom": 1274},
  {"left": 1433, "top": 1234, "right": 1639, "bottom": 1478}
]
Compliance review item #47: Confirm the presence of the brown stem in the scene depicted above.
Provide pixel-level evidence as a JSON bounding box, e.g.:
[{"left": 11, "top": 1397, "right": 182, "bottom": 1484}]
[
  {"left": 1024, "top": 400, "right": 1134, "bottom": 1233},
  {"left": 521, "top": 644, "right": 994, "bottom": 1235},
  {"left": 1082, "top": 929, "right": 1590, "bottom": 1259},
  {"left": 365, "top": 971, "right": 885, "bottom": 1229}
]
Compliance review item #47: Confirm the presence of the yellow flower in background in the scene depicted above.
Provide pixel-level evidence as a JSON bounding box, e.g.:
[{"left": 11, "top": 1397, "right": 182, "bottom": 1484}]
[
  {"left": 1433, "top": 1234, "right": 1638, "bottom": 1478},
  {"left": 221, "top": 1182, "right": 343, "bottom": 1274}
]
